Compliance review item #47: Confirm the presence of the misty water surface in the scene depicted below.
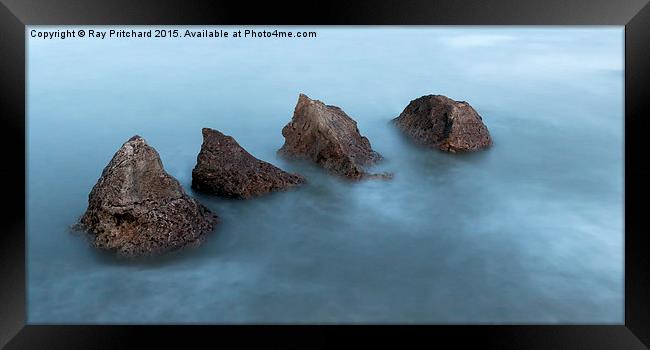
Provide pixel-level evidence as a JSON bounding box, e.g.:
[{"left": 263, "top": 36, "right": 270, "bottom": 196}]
[{"left": 27, "top": 27, "right": 623, "bottom": 323}]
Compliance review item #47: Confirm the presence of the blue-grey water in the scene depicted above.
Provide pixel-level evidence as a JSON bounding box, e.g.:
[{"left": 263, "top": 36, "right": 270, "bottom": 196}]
[{"left": 27, "top": 27, "right": 624, "bottom": 323}]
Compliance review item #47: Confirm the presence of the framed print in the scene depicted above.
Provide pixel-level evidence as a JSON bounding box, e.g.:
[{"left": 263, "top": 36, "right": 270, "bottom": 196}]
[{"left": 1, "top": 0, "right": 649, "bottom": 348}]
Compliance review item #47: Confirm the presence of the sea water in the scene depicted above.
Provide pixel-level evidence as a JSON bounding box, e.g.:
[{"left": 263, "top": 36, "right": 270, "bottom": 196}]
[{"left": 27, "top": 27, "right": 624, "bottom": 323}]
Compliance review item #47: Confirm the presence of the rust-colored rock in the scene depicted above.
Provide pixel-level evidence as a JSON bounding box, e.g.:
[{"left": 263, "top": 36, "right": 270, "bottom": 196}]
[
  {"left": 393, "top": 95, "right": 492, "bottom": 152},
  {"left": 192, "top": 128, "right": 305, "bottom": 199},
  {"left": 278, "top": 94, "right": 386, "bottom": 179},
  {"left": 79, "top": 135, "right": 218, "bottom": 258}
]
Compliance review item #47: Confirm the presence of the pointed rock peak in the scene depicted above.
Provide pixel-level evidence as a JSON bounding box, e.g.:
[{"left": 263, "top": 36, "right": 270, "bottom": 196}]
[
  {"left": 80, "top": 135, "right": 218, "bottom": 258},
  {"left": 98, "top": 136, "right": 174, "bottom": 202},
  {"left": 193, "top": 128, "right": 305, "bottom": 199},
  {"left": 202, "top": 127, "right": 223, "bottom": 137},
  {"left": 279, "top": 94, "right": 385, "bottom": 180},
  {"left": 128, "top": 134, "right": 143, "bottom": 142},
  {"left": 295, "top": 94, "right": 341, "bottom": 113},
  {"left": 393, "top": 94, "right": 492, "bottom": 152},
  {"left": 201, "top": 128, "right": 240, "bottom": 147}
]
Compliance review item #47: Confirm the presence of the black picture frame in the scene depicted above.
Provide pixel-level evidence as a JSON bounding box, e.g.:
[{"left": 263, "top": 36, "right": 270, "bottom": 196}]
[{"left": 1, "top": 0, "right": 648, "bottom": 348}]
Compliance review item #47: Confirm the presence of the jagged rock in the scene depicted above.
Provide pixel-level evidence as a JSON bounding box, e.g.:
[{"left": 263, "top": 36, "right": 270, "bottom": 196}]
[
  {"left": 278, "top": 94, "right": 386, "bottom": 179},
  {"left": 192, "top": 128, "right": 305, "bottom": 199},
  {"left": 393, "top": 95, "right": 492, "bottom": 152},
  {"left": 79, "top": 135, "right": 218, "bottom": 258}
]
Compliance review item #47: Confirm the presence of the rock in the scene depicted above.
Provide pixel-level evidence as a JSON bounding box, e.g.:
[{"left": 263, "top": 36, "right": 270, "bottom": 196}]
[
  {"left": 392, "top": 95, "right": 492, "bottom": 152},
  {"left": 278, "top": 94, "right": 385, "bottom": 179},
  {"left": 79, "top": 135, "right": 218, "bottom": 258},
  {"left": 192, "top": 128, "right": 305, "bottom": 199}
]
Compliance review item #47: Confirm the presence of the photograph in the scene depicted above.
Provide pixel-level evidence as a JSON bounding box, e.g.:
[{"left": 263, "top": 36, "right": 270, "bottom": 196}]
[
  {"left": 25, "top": 26, "right": 624, "bottom": 324},
  {"left": 2, "top": 0, "right": 650, "bottom": 347}
]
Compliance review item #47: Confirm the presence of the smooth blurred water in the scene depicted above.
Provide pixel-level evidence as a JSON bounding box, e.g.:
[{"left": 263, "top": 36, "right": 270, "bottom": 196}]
[{"left": 27, "top": 26, "right": 624, "bottom": 323}]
